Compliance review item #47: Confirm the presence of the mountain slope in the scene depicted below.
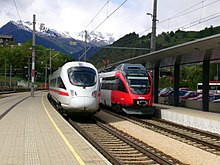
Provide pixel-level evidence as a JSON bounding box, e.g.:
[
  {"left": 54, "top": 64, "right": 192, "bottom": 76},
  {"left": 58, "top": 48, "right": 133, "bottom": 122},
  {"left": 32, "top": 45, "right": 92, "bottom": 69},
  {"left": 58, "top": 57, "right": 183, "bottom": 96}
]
[
  {"left": 90, "top": 26, "right": 220, "bottom": 68},
  {"left": 0, "top": 21, "right": 110, "bottom": 59}
]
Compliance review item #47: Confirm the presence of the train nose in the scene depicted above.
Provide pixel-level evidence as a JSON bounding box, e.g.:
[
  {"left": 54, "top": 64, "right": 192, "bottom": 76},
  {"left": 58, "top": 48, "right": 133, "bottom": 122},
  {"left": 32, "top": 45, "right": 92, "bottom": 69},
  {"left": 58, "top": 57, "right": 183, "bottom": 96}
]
[
  {"left": 70, "top": 96, "right": 98, "bottom": 111},
  {"left": 83, "top": 97, "right": 98, "bottom": 110}
]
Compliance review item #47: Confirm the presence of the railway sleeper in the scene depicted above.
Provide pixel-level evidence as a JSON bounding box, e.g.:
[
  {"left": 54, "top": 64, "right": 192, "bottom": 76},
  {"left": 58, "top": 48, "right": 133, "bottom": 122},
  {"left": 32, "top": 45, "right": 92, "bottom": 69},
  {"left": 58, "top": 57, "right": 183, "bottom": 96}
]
[
  {"left": 117, "top": 155, "right": 150, "bottom": 160},
  {"left": 119, "top": 159, "right": 154, "bottom": 163},
  {"left": 101, "top": 141, "right": 124, "bottom": 145},
  {"left": 108, "top": 147, "right": 135, "bottom": 151},
  {"left": 115, "top": 153, "right": 146, "bottom": 158},
  {"left": 110, "top": 150, "right": 139, "bottom": 154}
]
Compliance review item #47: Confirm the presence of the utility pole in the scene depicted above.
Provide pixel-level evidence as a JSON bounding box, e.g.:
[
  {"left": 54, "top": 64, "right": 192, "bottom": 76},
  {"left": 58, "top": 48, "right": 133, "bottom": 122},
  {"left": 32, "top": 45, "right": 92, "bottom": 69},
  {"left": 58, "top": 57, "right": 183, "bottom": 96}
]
[
  {"left": 9, "top": 65, "right": 12, "bottom": 87},
  {"left": 28, "top": 57, "right": 30, "bottom": 87},
  {"left": 31, "top": 14, "right": 36, "bottom": 97},
  {"left": 149, "top": 0, "right": 159, "bottom": 104},
  {"left": 150, "top": 0, "right": 157, "bottom": 52},
  {"left": 84, "top": 30, "right": 88, "bottom": 62},
  {"left": 4, "top": 59, "right": 6, "bottom": 87},
  {"left": 44, "top": 51, "right": 48, "bottom": 89},
  {"left": 49, "top": 48, "right": 52, "bottom": 88},
  {"left": 49, "top": 49, "right": 59, "bottom": 87}
]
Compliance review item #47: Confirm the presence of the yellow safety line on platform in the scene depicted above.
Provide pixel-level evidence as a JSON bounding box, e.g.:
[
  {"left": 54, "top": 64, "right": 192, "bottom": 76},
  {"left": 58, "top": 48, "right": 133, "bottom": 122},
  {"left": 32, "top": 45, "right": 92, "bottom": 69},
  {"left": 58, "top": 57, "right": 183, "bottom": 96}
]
[{"left": 41, "top": 95, "right": 85, "bottom": 165}]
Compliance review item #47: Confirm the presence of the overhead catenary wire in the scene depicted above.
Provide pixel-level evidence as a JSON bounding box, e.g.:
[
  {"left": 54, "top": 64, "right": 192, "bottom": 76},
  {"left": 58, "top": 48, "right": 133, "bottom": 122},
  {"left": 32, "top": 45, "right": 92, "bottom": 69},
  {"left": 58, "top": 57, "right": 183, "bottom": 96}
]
[
  {"left": 159, "top": 0, "right": 220, "bottom": 30},
  {"left": 81, "top": 0, "right": 128, "bottom": 60},
  {"left": 159, "top": 1, "right": 204, "bottom": 25},
  {"left": 3, "top": 0, "right": 220, "bottom": 58},
  {"left": 89, "top": 0, "right": 128, "bottom": 34},
  {"left": 92, "top": 0, "right": 220, "bottom": 53},
  {"left": 168, "top": 0, "right": 220, "bottom": 22},
  {"left": 85, "top": 0, "right": 110, "bottom": 29},
  {"left": 180, "top": 11, "right": 220, "bottom": 30},
  {"left": 96, "top": 46, "right": 149, "bottom": 50},
  {"left": 142, "top": 0, "right": 220, "bottom": 35},
  {"left": 2, "top": 0, "right": 23, "bottom": 35},
  {"left": 116, "top": 0, "right": 220, "bottom": 53},
  {"left": 12, "top": 0, "right": 22, "bottom": 23}
]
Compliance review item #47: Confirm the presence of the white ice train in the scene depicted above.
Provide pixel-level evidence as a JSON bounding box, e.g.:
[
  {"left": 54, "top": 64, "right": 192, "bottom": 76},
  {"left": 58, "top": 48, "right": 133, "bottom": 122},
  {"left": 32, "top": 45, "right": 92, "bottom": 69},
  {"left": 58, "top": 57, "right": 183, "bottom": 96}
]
[{"left": 48, "top": 61, "right": 101, "bottom": 116}]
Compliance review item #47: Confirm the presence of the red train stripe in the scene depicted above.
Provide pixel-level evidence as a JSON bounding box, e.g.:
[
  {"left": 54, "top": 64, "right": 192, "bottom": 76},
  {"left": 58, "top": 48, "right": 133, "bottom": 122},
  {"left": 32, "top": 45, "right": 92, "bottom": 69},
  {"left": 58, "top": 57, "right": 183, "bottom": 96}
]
[{"left": 50, "top": 88, "right": 69, "bottom": 96}]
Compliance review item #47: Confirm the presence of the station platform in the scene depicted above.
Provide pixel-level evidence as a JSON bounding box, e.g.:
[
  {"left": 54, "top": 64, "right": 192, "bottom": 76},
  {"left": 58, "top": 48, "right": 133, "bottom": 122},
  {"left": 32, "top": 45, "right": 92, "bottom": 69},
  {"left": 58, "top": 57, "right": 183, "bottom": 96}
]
[
  {"left": 154, "top": 103, "right": 220, "bottom": 135},
  {"left": 0, "top": 91, "right": 110, "bottom": 165}
]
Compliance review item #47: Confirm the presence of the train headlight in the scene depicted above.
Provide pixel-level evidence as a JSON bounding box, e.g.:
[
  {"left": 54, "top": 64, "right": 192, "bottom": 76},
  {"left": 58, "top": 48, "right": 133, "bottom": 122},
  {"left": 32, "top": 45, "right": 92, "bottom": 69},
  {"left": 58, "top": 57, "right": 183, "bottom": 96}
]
[
  {"left": 92, "top": 90, "right": 97, "bottom": 97},
  {"left": 146, "top": 87, "right": 150, "bottom": 94}
]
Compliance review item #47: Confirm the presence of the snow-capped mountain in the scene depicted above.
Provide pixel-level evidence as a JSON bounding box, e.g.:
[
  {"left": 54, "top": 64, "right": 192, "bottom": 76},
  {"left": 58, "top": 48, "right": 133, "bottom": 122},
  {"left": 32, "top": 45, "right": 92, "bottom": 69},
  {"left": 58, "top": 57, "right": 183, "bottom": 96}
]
[
  {"left": 13, "top": 20, "right": 114, "bottom": 44},
  {"left": 13, "top": 20, "right": 73, "bottom": 38},
  {"left": 73, "top": 30, "right": 115, "bottom": 45},
  {"left": 0, "top": 20, "right": 115, "bottom": 59}
]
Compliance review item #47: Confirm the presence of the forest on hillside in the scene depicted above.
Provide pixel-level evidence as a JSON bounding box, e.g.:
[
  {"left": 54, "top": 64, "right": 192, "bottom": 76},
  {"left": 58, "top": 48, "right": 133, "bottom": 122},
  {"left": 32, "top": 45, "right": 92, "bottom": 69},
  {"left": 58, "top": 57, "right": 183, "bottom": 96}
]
[
  {"left": 89, "top": 26, "right": 220, "bottom": 90},
  {"left": 0, "top": 41, "right": 74, "bottom": 86},
  {"left": 90, "top": 26, "right": 220, "bottom": 68}
]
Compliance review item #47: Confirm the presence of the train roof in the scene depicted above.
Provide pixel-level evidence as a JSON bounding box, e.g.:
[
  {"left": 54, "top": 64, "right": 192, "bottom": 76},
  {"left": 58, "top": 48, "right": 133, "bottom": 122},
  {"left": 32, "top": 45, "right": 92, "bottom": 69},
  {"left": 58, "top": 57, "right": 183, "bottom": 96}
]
[
  {"left": 99, "top": 70, "right": 117, "bottom": 78},
  {"left": 115, "top": 63, "right": 146, "bottom": 71},
  {"left": 99, "top": 64, "right": 148, "bottom": 78},
  {"left": 62, "top": 61, "right": 97, "bottom": 70},
  {"left": 50, "top": 61, "right": 98, "bottom": 79}
]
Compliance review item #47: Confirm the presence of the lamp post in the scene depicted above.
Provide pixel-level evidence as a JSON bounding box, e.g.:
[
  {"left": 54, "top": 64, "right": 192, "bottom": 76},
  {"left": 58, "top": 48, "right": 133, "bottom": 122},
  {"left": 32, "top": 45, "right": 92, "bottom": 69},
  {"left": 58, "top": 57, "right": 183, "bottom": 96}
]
[
  {"left": 49, "top": 49, "right": 52, "bottom": 79},
  {"left": 147, "top": 0, "right": 157, "bottom": 52},
  {"left": 31, "top": 14, "right": 36, "bottom": 97},
  {"left": 49, "top": 49, "right": 59, "bottom": 87},
  {"left": 49, "top": 50, "right": 59, "bottom": 76}
]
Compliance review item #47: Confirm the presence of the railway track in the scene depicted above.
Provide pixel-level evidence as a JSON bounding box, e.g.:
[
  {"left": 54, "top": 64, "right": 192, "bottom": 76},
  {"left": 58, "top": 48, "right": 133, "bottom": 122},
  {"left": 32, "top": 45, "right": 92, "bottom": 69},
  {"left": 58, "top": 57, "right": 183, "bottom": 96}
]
[
  {"left": 0, "top": 95, "right": 29, "bottom": 120},
  {"left": 68, "top": 117, "right": 185, "bottom": 165},
  {"left": 104, "top": 109, "right": 220, "bottom": 156}
]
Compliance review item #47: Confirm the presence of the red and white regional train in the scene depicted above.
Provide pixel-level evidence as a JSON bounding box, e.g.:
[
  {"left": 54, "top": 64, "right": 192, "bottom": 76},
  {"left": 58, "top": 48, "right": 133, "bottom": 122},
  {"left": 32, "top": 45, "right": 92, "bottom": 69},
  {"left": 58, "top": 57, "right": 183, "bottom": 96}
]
[
  {"left": 48, "top": 61, "right": 101, "bottom": 116},
  {"left": 99, "top": 63, "right": 154, "bottom": 115}
]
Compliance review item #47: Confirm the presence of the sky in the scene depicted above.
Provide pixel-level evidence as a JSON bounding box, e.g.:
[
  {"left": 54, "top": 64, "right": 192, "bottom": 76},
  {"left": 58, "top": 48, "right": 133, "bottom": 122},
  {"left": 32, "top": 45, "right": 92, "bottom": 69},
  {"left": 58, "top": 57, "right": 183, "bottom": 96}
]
[{"left": 1, "top": 0, "right": 220, "bottom": 41}]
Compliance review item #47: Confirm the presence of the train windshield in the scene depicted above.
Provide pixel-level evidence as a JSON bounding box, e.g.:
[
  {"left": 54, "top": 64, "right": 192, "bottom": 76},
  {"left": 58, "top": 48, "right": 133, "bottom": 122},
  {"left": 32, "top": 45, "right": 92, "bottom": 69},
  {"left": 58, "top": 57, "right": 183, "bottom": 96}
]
[
  {"left": 68, "top": 66, "right": 97, "bottom": 87},
  {"left": 125, "top": 70, "right": 150, "bottom": 94}
]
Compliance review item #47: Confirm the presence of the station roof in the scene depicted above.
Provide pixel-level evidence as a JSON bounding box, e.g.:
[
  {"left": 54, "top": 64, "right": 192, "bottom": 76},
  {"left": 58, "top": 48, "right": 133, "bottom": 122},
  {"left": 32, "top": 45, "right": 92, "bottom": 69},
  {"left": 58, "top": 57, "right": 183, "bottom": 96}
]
[{"left": 108, "top": 33, "right": 220, "bottom": 70}]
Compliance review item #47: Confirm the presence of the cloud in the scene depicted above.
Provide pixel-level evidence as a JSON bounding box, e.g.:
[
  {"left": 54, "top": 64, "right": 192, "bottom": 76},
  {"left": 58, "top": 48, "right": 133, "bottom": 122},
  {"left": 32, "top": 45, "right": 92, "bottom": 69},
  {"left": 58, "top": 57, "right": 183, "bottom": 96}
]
[{"left": 1, "top": 0, "right": 220, "bottom": 40}]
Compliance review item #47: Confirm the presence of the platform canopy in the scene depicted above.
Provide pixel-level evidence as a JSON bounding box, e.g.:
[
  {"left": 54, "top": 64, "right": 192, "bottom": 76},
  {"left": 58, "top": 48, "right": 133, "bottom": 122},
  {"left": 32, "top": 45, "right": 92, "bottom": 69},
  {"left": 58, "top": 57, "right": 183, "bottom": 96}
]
[{"left": 109, "top": 33, "right": 220, "bottom": 69}]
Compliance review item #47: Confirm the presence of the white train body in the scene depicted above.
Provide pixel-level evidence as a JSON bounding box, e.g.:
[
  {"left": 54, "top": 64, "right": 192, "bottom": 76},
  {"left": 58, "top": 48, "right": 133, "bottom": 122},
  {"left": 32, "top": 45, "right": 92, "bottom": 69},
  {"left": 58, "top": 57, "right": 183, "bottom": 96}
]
[{"left": 49, "top": 61, "right": 100, "bottom": 115}]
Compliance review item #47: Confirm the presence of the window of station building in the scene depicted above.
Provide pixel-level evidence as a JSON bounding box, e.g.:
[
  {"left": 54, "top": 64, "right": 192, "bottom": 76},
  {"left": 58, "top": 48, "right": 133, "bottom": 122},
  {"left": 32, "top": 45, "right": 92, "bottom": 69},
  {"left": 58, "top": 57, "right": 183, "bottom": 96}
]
[{"left": 58, "top": 77, "right": 66, "bottom": 89}]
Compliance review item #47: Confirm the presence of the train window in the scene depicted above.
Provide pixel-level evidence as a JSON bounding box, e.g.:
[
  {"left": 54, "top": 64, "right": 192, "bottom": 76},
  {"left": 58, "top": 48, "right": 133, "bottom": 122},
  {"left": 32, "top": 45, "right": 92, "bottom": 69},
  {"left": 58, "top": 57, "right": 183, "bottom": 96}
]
[
  {"left": 101, "top": 76, "right": 117, "bottom": 90},
  {"left": 102, "top": 82, "right": 111, "bottom": 90},
  {"left": 101, "top": 82, "right": 106, "bottom": 89},
  {"left": 50, "top": 78, "right": 56, "bottom": 87},
  {"left": 58, "top": 77, "right": 66, "bottom": 89},
  {"left": 101, "top": 76, "right": 127, "bottom": 92},
  {"left": 68, "top": 67, "right": 96, "bottom": 87},
  {"left": 116, "top": 78, "right": 127, "bottom": 93},
  {"left": 102, "top": 76, "right": 115, "bottom": 81},
  {"left": 128, "top": 77, "right": 150, "bottom": 94}
]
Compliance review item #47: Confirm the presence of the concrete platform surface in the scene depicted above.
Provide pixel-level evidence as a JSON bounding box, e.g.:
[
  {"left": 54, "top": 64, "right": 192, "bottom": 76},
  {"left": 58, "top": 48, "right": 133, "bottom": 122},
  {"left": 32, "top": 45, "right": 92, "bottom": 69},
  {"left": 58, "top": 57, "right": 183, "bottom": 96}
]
[
  {"left": 0, "top": 91, "right": 110, "bottom": 165},
  {"left": 154, "top": 103, "right": 220, "bottom": 135}
]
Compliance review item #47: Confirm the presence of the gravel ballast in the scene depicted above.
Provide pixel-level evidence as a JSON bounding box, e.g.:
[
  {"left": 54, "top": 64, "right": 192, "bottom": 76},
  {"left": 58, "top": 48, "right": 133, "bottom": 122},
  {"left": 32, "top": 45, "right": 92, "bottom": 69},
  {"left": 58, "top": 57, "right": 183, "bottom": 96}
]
[{"left": 95, "top": 111, "right": 220, "bottom": 165}]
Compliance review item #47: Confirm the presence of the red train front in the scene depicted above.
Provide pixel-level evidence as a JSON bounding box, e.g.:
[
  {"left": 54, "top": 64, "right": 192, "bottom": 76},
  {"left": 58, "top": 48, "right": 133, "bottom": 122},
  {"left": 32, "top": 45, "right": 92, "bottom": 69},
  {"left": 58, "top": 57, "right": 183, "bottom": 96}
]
[{"left": 99, "top": 63, "right": 155, "bottom": 115}]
